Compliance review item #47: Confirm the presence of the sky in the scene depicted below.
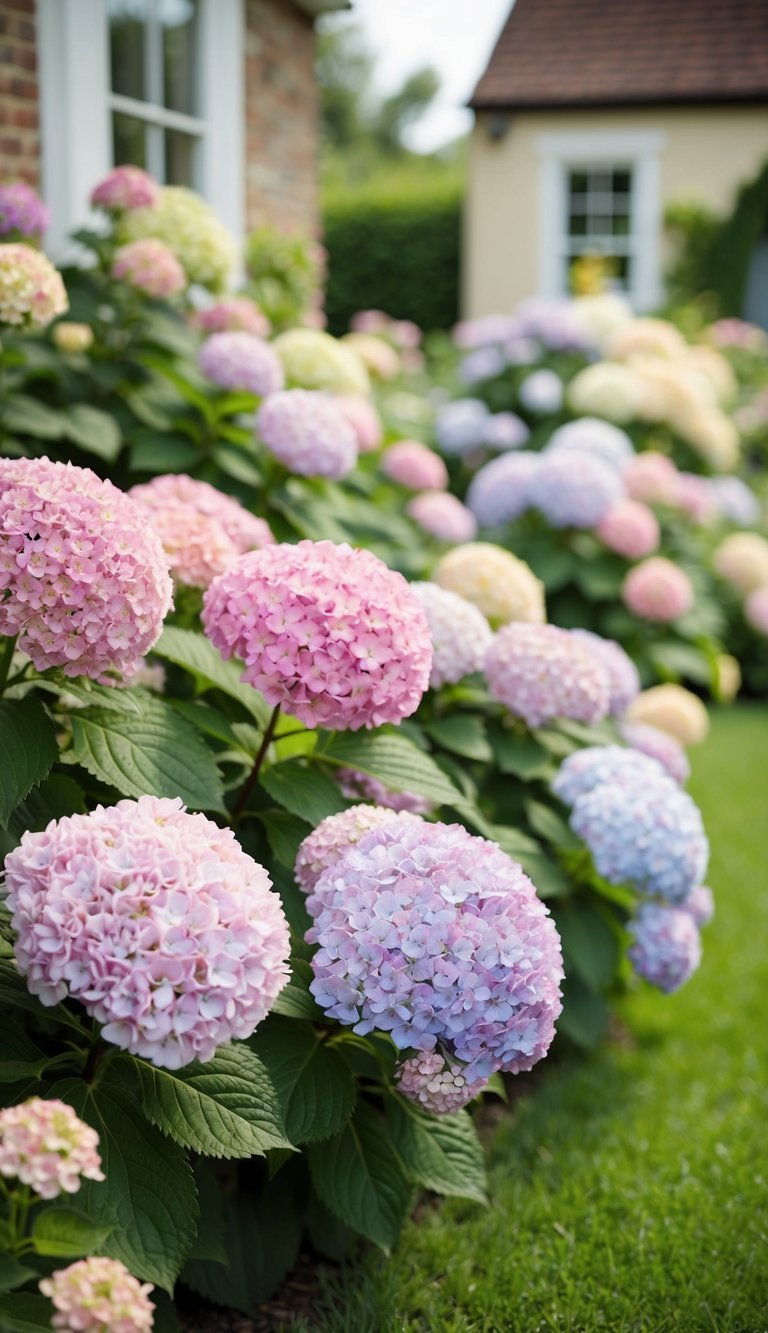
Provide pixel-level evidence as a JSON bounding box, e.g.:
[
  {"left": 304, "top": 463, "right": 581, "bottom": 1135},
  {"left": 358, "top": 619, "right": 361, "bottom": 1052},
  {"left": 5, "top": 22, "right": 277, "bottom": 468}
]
[{"left": 323, "top": 0, "right": 513, "bottom": 153}]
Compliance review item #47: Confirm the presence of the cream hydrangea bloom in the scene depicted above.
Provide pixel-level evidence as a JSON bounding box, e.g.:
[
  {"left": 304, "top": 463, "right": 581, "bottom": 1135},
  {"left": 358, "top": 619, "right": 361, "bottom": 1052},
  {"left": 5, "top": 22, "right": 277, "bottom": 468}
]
[
  {"left": 624, "top": 684, "right": 709, "bottom": 747},
  {"left": 434, "top": 541, "right": 545, "bottom": 627},
  {"left": 273, "top": 328, "right": 370, "bottom": 395}
]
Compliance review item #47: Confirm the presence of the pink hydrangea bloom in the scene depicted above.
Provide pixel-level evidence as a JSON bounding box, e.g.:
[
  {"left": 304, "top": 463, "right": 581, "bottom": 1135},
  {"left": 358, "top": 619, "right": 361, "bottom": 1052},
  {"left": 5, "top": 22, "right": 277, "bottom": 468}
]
[
  {"left": 257, "top": 389, "right": 358, "bottom": 480},
  {"left": 40, "top": 1257, "right": 154, "bottom": 1333},
  {"left": 198, "top": 331, "right": 284, "bottom": 396},
  {"left": 0, "top": 181, "right": 50, "bottom": 238},
  {"left": 485, "top": 624, "right": 610, "bottom": 728},
  {"left": 190, "top": 296, "right": 270, "bottom": 337},
  {"left": 625, "top": 452, "right": 679, "bottom": 505},
  {"left": 618, "top": 721, "right": 690, "bottom": 784},
  {"left": 628, "top": 903, "right": 702, "bottom": 993},
  {"left": 673, "top": 472, "right": 717, "bottom": 525},
  {"left": 333, "top": 395, "right": 383, "bottom": 453},
  {"left": 0, "top": 243, "right": 67, "bottom": 331},
  {"left": 407, "top": 491, "right": 477, "bottom": 543},
  {"left": 410, "top": 580, "right": 494, "bottom": 688},
  {"left": 396, "top": 1051, "right": 487, "bottom": 1114},
  {"left": 0, "top": 457, "right": 172, "bottom": 681},
  {"left": 571, "top": 629, "right": 640, "bottom": 716},
  {"left": 0, "top": 1098, "right": 104, "bottom": 1200},
  {"left": 382, "top": 440, "right": 448, "bottom": 491},
  {"left": 623, "top": 557, "right": 694, "bottom": 622},
  {"left": 128, "top": 473, "right": 274, "bottom": 589},
  {"left": 112, "top": 238, "right": 186, "bottom": 298},
  {"left": 202, "top": 540, "right": 433, "bottom": 730},
  {"left": 336, "top": 769, "right": 433, "bottom": 816},
  {"left": 5, "top": 796, "right": 290, "bottom": 1068},
  {"left": 595, "top": 499, "right": 660, "bottom": 559},
  {"left": 294, "top": 805, "right": 423, "bottom": 894},
  {"left": 745, "top": 585, "right": 768, "bottom": 636},
  {"left": 681, "top": 884, "right": 715, "bottom": 928},
  {"left": 90, "top": 165, "right": 160, "bottom": 212},
  {"left": 306, "top": 820, "right": 564, "bottom": 1082}
]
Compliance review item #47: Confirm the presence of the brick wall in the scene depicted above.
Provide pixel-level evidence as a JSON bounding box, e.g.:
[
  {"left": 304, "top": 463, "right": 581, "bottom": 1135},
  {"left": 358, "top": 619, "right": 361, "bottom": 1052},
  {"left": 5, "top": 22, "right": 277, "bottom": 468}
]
[
  {"left": 0, "top": 0, "right": 39, "bottom": 186},
  {"left": 244, "top": 0, "right": 320, "bottom": 238}
]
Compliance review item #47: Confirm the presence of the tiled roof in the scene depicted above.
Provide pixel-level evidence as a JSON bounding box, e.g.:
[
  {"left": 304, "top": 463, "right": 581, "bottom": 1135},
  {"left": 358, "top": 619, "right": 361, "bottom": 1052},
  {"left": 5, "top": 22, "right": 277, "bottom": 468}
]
[{"left": 471, "top": 0, "right": 768, "bottom": 109}]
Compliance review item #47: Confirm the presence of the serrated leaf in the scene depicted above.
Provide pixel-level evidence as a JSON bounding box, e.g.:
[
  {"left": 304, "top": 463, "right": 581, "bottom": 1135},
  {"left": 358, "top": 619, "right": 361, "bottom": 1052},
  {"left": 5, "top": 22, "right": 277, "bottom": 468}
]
[
  {"left": 134, "top": 1044, "right": 292, "bottom": 1159},
  {"left": 62, "top": 404, "right": 121, "bottom": 462},
  {"left": 5, "top": 774, "right": 86, "bottom": 851},
  {"left": 0, "top": 699, "right": 58, "bottom": 828},
  {"left": 554, "top": 899, "right": 620, "bottom": 991},
  {"left": 53, "top": 1079, "right": 198, "bottom": 1292},
  {"left": 319, "top": 731, "right": 463, "bottom": 809},
  {"left": 260, "top": 761, "right": 347, "bottom": 825},
  {"left": 306, "top": 1102, "right": 413, "bottom": 1251},
  {"left": 425, "top": 715, "right": 493, "bottom": 762},
  {"left": 153, "top": 626, "right": 269, "bottom": 724},
  {"left": 32, "top": 1207, "right": 111, "bottom": 1258},
  {"left": 70, "top": 698, "right": 225, "bottom": 812},
  {"left": 270, "top": 959, "right": 324, "bottom": 1020},
  {"left": 252, "top": 1016, "right": 356, "bottom": 1144},
  {"left": 386, "top": 1096, "right": 488, "bottom": 1203}
]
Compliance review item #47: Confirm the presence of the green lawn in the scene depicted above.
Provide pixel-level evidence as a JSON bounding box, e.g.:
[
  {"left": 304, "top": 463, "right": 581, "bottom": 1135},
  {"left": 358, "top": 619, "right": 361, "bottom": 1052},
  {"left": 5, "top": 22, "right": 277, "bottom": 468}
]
[{"left": 301, "top": 705, "right": 768, "bottom": 1333}]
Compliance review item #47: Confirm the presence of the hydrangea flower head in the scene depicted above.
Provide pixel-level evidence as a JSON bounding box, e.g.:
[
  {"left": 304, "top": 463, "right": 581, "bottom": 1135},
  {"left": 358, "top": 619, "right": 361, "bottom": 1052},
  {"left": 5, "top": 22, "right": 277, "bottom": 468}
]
[
  {"left": 53, "top": 322, "right": 94, "bottom": 354},
  {"left": 273, "top": 328, "right": 370, "bottom": 395},
  {"left": 202, "top": 540, "right": 432, "bottom": 730},
  {"left": 459, "top": 345, "right": 506, "bottom": 385},
  {"left": 334, "top": 394, "right": 383, "bottom": 453},
  {"left": 112, "top": 238, "right": 186, "bottom": 299},
  {"left": 745, "top": 584, "right": 768, "bottom": 636},
  {"left": 681, "top": 883, "right": 715, "bottom": 928},
  {"left": 595, "top": 499, "right": 660, "bottom": 559},
  {"left": 128, "top": 472, "right": 273, "bottom": 588},
  {"left": 90, "top": 164, "right": 160, "bottom": 211},
  {"left": 570, "top": 630, "right": 640, "bottom": 715},
  {"left": 257, "top": 389, "right": 358, "bottom": 479},
  {"left": 120, "top": 185, "right": 236, "bottom": 292},
  {"left": 198, "top": 331, "right": 284, "bottom": 396},
  {"left": 552, "top": 744, "right": 668, "bottom": 808},
  {"left": 713, "top": 532, "right": 768, "bottom": 594},
  {"left": 434, "top": 542, "right": 545, "bottom": 626},
  {"left": 623, "top": 557, "right": 694, "bottom": 622},
  {"left": 0, "top": 181, "right": 50, "bottom": 239},
  {"left": 465, "top": 452, "right": 539, "bottom": 528},
  {"left": 0, "top": 1098, "right": 104, "bottom": 1200},
  {"left": 295, "top": 805, "right": 423, "bottom": 894},
  {"left": 5, "top": 796, "right": 290, "bottom": 1067},
  {"left": 410, "top": 580, "right": 494, "bottom": 688},
  {"left": 396, "top": 1051, "right": 487, "bottom": 1114},
  {"left": 527, "top": 447, "right": 624, "bottom": 529},
  {"left": 40, "top": 1257, "right": 154, "bottom": 1333},
  {"left": 673, "top": 471, "right": 717, "bottom": 526},
  {"left": 628, "top": 904, "right": 702, "bottom": 993},
  {"left": 335, "top": 769, "right": 433, "bottom": 816},
  {"left": 306, "top": 819, "right": 564, "bottom": 1082},
  {"left": 518, "top": 368, "right": 564, "bottom": 414},
  {"left": 190, "top": 296, "right": 269, "bottom": 337},
  {"left": 0, "top": 243, "right": 67, "bottom": 330},
  {"left": 618, "top": 720, "right": 690, "bottom": 784},
  {"left": 625, "top": 451, "right": 679, "bottom": 505},
  {"left": 343, "top": 330, "right": 400, "bottom": 379},
  {"left": 485, "top": 624, "right": 610, "bottom": 728},
  {"left": 483, "top": 411, "right": 530, "bottom": 451},
  {"left": 624, "top": 684, "right": 709, "bottom": 747},
  {"left": 434, "top": 398, "right": 490, "bottom": 455},
  {"left": 407, "top": 491, "right": 477, "bottom": 543},
  {"left": 709, "top": 477, "right": 761, "bottom": 527},
  {"left": 382, "top": 440, "right": 448, "bottom": 491},
  {"left": 0, "top": 456, "right": 172, "bottom": 680},
  {"left": 568, "top": 362, "right": 645, "bottom": 423},
  {"left": 545, "top": 417, "right": 635, "bottom": 471}
]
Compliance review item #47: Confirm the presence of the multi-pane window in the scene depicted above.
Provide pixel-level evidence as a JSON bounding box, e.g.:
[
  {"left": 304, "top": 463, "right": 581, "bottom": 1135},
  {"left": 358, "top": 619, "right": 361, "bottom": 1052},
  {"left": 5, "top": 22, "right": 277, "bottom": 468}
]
[
  {"left": 563, "top": 165, "right": 634, "bottom": 292},
  {"left": 108, "top": 0, "right": 203, "bottom": 186}
]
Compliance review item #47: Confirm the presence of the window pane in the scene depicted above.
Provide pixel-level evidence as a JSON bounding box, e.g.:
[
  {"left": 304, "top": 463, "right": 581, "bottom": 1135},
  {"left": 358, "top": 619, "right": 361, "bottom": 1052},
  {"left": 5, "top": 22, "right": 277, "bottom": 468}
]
[
  {"left": 612, "top": 170, "right": 631, "bottom": 195},
  {"left": 613, "top": 214, "right": 630, "bottom": 237},
  {"left": 113, "top": 111, "right": 147, "bottom": 169},
  {"left": 165, "top": 129, "right": 196, "bottom": 185},
  {"left": 569, "top": 214, "right": 588, "bottom": 236},
  {"left": 569, "top": 171, "right": 588, "bottom": 196},
  {"left": 591, "top": 215, "right": 613, "bottom": 236},
  {"left": 109, "top": 0, "right": 149, "bottom": 100},
  {"left": 161, "top": 0, "right": 198, "bottom": 114}
]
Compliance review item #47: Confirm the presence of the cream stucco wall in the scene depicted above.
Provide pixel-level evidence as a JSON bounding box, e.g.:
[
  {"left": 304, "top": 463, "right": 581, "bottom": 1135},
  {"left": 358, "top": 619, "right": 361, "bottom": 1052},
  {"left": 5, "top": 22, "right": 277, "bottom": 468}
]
[{"left": 463, "top": 105, "right": 768, "bottom": 317}]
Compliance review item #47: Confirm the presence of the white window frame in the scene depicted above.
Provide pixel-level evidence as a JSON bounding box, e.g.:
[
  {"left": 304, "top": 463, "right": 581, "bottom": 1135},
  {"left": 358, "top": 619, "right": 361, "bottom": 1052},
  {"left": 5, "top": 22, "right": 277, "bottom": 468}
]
[
  {"left": 535, "top": 130, "right": 665, "bottom": 311},
  {"left": 37, "top": 0, "right": 244, "bottom": 261}
]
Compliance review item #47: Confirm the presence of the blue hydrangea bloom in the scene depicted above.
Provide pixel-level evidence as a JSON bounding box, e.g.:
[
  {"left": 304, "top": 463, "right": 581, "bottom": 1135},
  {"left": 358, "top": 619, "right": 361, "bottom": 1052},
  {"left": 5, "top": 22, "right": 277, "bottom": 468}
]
[
  {"left": 628, "top": 903, "right": 702, "bottom": 992},
  {"left": 545, "top": 417, "right": 635, "bottom": 472},
  {"left": 466, "top": 452, "right": 539, "bottom": 527},
  {"left": 552, "top": 745, "right": 667, "bottom": 808},
  {"left": 527, "top": 447, "right": 624, "bottom": 528},
  {"left": 434, "top": 398, "right": 490, "bottom": 455}
]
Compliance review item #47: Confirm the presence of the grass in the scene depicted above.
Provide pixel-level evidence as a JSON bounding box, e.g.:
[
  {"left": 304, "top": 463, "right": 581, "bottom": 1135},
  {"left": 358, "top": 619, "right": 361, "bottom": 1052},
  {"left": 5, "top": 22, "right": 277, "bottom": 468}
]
[{"left": 298, "top": 705, "right": 768, "bottom": 1333}]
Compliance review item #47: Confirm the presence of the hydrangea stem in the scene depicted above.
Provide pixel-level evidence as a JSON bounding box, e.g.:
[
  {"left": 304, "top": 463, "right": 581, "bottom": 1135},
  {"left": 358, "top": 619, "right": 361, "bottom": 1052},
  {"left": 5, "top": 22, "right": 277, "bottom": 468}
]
[
  {"left": 0, "top": 635, "right": 18, "bottom": 696},
  {"left": 232, "top": 703, "right": 281, "bottom": 823}
]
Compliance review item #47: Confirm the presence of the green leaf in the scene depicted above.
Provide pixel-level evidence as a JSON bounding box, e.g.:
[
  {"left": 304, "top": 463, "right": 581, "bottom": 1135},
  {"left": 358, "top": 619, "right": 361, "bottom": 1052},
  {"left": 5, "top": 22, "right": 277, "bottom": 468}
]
[
  {"left": 557, "top": 974, "right": 610, "bottom": 1048},
  {"left": 62, "top": 404, "right": 121, "bottom": 462},
  {"left": 0, "top": 1027, "right": 49, "bottom": 1083},
  {"left": 555, "top": 899, "right": 620, "bottom": 991},
  {"left": 0, "top": 1256, "right": 35, "bottom": 1294},
  {"left": 3, "top": 394, "right": 63, "bottom": 440},
  {"left": 53, "top": 1078, "right": 198, "bottom": 1292},
  {"left": 0, "top": 698, "right": 58, "bottom": 828},
  {"left": 488, "top": 725, "right": 551, "bottom": 779},
  {"left": 258, "top": 808, "right": 311, "bottom": 870},
  {"left": 252, "top": 1016, "right": 356, "bottom": 1145},
  {"left": 212, "top": 442, "right": 264, "bottom": 486},
  {"left": 306, "top": 1102, "right": 413, "bottom": 1251},
  {"left": 185, "top": 1159, "right": 227, "bottom": 1265},
  {"left": 4, "top": 775, "right": 86, "bottom": 850},
  {"left": 134, "top": 1044, "right": 293, "bottom": 1159},
  {"left": 270, "top": 959, "right": 324, "bottom": 1021},
  {"left": 647, "top": 641, "right": 712, "bottom": 685},
  {"left": 152, "top": 626, "right": 269, "bottom": 724},
  {"left": 486, "top": 823, "right": 542, "bottom": 859},
  {"left": 517, "top": 850, "right": 572, "bottom": 899},
  {"left": 169, "top": 699, "right": 245, "bottom": 750},
  {"left": 319, "top": 731, "right": 463, "bottom": 809},
  {"left": 425, "top": 715, "right": 493, "bottom": 762},
  {"left": 0, "top": 1292, "right": 53, "bottom": 1331},
  {"left": 129, "top": 430, "right": 201, "bottom": 474},
  {"left": 71, "top": 698, "right": 225, "bottom": 812},
  {"left": 32, "top": 1207, "right": 111, "bottom": 1258},
  {"left": 260, "top": 760, "right": 347, "bottom": 825},
  {"left": 0, "top": 959, "right": 87, "bottom": 1037},
  {"left": 386, "top": 1096, "right": 488, "bottom": 1204},
  {"left": 525, "top": 799, "right": 582, "bottom": 851}
]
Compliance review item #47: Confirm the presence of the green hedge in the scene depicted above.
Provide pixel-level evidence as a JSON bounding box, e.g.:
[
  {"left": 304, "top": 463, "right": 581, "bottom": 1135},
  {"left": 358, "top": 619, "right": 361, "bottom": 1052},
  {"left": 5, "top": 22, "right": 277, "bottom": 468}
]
[
  {"left": 323, "top": 177, "right": 462, "bottom": 334},
  {"left": 705, "top": 157, "right": 768, "bottom": 315}
]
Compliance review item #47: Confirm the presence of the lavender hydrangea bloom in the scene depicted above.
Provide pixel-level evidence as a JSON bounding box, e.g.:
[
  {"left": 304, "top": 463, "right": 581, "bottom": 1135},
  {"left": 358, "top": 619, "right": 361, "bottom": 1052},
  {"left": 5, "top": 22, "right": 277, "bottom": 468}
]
[
  {"left": 527, "top": 448, "right": 625, "bottom": 528},
  {"left": 0, "top": 181, "right": 50, "bottom": 238},
  {"left": 466, "top": 452, "right": 539, "bottom": 527},
  {"left": 396, "top": 1051, "right": 488, "bottom": 1114},
  {"left": 552, "top": 745, "right": 668, "bottom": 808},
  {"left": 570, "top": 629, "right": 640, "bottom": 716},
  {"left": 482, "top": 412, "right": 530, "bottom": 451},
  {"left": 709, "top": 477, "right": 761, "bottom": 527},
  {"left": 257, "top": 390, "right": 358, "bottom": 479},
  {"left": 628, "top": 904, "right": 702, "bottom": 992},
  {"left": 198, "top": 331, "right": 284, "bottom": 396},
  {"left": 485, "top": 624, "right": 610, "bottom": 728},
  {"left": 294, "top": 806, "right": 423, "bottom": 894},
  {"left": 619, "top": 721, "right": 690, "bottom": 785},
  {"left": 681, "top": 884, "right": 715, "bottom": 928},
  {"left": 434, "top": 398, "right": 491, "bottom": 455},
  {"left": 545, "top": 417, "right": 635, "bottom": 472},
  {"left": 306, "top": 820, "right": 564, "bottom": 1083},
  {"left": 459, "top": 346, "right": 506, "bottom": 385},
  {"left": 518, "top": 369, "right": 564, "bottom": 414},
  {"left": 570, "top": 778, "right": 709, "bottom": 903}
]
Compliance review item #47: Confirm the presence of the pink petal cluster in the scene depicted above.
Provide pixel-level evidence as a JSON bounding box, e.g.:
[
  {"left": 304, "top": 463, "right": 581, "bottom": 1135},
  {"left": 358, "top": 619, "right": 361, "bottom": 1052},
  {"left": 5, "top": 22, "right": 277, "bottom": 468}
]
[
  {"left": 619, "top": 720, "right": 690, "bottom": 784},
  {"left": 40, "top": 1257, "right": 154, "bottom": 1333},
  {"left": 673, "top": 471, "right": 717, "bottom": 525},
  {"left": 485, "top": 624, "right": 610, "bottom": 728},
  {"left": 571, "top": 629, "right": 640, "bottom": 716},
  {"left": 112, "top": 238, "right": 186, "bottom": 298},
  {"left": 396, "top": 1051, "right": 487, "bottom": 1114},
  {"left": 410, "top": 580, "right": 494, "bottom": 688},
  {"left": 128, "top": 473, "right": 274, "bottom": 589},
  {"left": 625, "top": 452, "right": 679, "bottom": 505},
  {"left": 305, "top": 820, "right": 564, "bottom": 1082},
  {"left": 628, "top": 903, "right": 702, "bottom": 993},
  {"left": 381, "top": 440, "right": 448, "bottom": 491},
  {"left": 202, "top": 540, "right": 433, "bottom": 730},
  {"left": 294, "top": 805, "right": 423, "bottom": 894},
  {"left": 0, "top": 242, "right": 68, "bottom": 331},
  {"left": 595, "top": 499, "right": 660, "bottom": 559},
  {"left": 90, "top": 164, "right": 160, "bottom": 212},
  {"left": 0, "top": 457, "right": 172, "bottom": 681},
  {"left": 257, "top": 390, "right": 358, "bottom": 480},
  {"left": 333, "top": 395, "right": 383, "bottom": 453},
  {"left": 0, "top": 180, "right": 50, "bottom": 238},
  {"left": 336, "top": 769, "right": 433, "bottom": 816},
  {"left": 5, "top": 796, "right": 290, "bottom": 1068},
  {"left": 190, "top": 296, "right": 270, "bottom": 337},
  {"left": 681, "top": 883, "right": 715, "bottom": 928},
  {"left": 745, "top": 585, "right": 768, "bottom": 636},
  {"left": 623, "top": 557, "right": 694, "bottom": 622},
  {"left": 407, "top": 491, "right": 478, "bottom": 543},
  {"left": 0, "top": 1098, "right": 104, "bottom": 1200},
  {"left": 198, "top": 331, "right": 284, "bottom": 396}
]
